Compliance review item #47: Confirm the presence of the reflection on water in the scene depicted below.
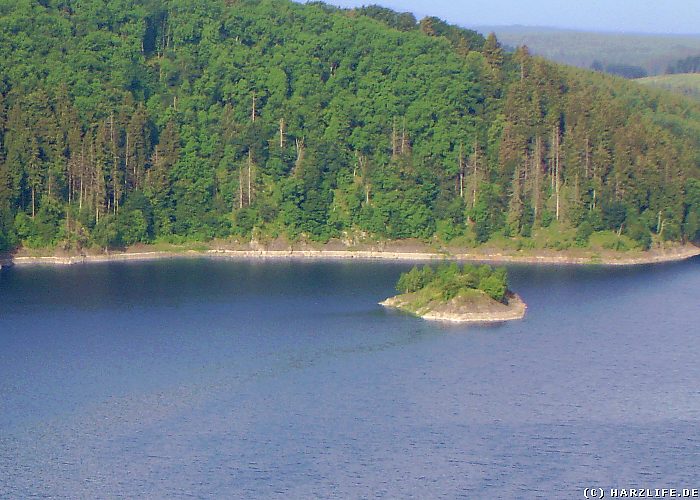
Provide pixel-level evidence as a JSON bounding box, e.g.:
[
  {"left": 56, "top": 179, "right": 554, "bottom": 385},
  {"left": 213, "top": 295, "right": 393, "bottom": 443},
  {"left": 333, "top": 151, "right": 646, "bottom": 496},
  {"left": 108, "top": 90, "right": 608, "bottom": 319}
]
[{"left": 1, "top": 258, "right": 699, "bottom": 497}]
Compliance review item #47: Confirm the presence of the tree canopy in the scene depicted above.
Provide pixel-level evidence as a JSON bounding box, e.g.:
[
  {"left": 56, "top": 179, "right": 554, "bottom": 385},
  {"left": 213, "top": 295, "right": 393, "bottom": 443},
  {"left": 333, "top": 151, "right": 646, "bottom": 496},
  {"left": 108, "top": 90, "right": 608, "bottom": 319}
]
[{"left": 397, "top": 263, "right": 509, "bottom": 303}]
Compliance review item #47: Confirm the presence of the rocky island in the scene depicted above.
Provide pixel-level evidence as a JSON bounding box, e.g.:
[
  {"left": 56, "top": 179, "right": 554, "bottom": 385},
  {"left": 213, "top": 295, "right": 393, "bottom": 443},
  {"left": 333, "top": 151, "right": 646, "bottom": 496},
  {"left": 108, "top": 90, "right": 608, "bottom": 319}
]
[{"left": 381, "top": 263, "right": 527, "bottom": 324}]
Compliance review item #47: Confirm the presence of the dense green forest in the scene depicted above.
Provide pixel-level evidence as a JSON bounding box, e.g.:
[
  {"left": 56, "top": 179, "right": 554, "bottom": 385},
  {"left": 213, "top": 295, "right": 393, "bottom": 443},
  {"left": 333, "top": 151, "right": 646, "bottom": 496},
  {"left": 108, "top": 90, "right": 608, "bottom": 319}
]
[{"left": 0, "top": 0, "right": 699, "bottom": 253}]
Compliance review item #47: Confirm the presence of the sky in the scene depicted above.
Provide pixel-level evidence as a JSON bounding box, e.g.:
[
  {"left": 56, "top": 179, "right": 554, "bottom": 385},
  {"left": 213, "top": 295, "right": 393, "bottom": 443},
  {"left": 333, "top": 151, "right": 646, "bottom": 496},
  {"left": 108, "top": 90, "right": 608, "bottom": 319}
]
[{"left": 302, "top": 0, "right": 700, "bottom": 35}]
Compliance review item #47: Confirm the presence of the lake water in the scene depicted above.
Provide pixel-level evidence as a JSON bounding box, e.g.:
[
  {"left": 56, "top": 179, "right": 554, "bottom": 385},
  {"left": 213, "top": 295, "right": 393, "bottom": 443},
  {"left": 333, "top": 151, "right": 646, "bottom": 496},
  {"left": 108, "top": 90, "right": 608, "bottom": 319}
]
[{"left": 1, "top": 257, "right": 699, "bottom": 498}]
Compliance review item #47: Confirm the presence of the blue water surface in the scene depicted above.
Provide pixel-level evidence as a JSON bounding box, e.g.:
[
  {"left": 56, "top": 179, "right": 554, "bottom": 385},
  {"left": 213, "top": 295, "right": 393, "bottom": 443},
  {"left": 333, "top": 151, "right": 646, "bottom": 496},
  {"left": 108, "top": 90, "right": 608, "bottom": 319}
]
[{"left": 1, "top": 258, "right": 698, "bottom": 498}]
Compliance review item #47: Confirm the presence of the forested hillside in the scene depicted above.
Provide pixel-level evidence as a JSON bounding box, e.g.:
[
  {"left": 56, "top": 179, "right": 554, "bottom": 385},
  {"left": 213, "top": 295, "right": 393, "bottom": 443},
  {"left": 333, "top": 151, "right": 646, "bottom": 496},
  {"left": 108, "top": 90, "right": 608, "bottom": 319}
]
[{"left": 1, "top": 0, "right": 699, "bottom": 253}]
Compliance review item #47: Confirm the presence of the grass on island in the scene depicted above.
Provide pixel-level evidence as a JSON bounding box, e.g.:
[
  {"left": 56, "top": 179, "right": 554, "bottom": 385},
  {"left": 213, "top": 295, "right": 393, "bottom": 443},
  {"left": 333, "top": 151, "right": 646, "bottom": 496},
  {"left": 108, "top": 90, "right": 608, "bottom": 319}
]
[{"left": 393, "top": 286, "right": 492, "bottom": 316}]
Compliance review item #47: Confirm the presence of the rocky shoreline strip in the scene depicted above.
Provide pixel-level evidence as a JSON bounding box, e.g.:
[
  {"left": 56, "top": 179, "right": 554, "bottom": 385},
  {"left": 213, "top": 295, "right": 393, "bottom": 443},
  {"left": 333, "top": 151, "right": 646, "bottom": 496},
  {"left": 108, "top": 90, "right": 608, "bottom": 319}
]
[
  {"left": 380, "top": 292, "right": 527, "bottom": 324},
  {"left": 2, "top": 244, "right": 698, "bottom": 268}
]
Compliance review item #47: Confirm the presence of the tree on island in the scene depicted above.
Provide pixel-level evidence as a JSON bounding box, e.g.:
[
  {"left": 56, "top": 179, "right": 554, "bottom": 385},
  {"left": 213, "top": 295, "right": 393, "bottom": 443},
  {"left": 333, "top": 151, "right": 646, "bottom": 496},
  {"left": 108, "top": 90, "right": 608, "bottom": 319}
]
[{"left": 397, "top": 263, "right": 509, "bottom": 303}]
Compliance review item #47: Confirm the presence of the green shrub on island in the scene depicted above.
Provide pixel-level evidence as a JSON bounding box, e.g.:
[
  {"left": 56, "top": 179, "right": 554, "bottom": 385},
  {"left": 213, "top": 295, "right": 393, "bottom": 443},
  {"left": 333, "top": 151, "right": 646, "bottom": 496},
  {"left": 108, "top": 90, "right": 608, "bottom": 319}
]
[{"left": 396, "top": 263, "right": 509, "bottom": 303}]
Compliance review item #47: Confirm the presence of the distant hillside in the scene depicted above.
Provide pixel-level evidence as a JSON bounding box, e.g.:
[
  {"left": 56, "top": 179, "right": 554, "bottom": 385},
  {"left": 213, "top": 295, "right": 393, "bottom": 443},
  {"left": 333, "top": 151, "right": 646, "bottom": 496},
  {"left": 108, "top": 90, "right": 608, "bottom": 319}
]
[
  {"left": 475, "top": 26, "right": 700, "bottom": 76},
  {"left": 637, "top": 74, "right": 700, "bottom": 101}
]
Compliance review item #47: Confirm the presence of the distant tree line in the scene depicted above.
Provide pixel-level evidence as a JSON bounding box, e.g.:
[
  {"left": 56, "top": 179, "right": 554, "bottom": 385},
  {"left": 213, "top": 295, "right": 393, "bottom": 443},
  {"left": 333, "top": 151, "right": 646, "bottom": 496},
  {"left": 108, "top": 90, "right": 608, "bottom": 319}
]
[
  {"left": 591, "top": 61, "right": 648, "bottom": 79},
  {"left": 667, "top": 55, "right": 700, "bottom": 75}
]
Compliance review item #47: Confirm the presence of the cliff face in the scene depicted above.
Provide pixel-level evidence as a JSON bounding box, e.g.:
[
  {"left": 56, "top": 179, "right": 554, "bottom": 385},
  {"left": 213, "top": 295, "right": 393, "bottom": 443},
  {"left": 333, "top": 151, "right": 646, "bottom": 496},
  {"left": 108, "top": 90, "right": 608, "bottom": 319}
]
[{"left": 380, "top": 291, "right": 527, "bottom": 324}]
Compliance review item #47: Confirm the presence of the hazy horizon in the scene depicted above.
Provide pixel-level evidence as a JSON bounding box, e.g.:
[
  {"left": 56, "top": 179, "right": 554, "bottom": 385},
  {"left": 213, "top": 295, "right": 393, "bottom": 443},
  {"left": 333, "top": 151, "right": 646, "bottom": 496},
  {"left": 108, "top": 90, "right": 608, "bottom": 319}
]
[{"left": 298, "top": 0, "right": 700, "bottom": 35}]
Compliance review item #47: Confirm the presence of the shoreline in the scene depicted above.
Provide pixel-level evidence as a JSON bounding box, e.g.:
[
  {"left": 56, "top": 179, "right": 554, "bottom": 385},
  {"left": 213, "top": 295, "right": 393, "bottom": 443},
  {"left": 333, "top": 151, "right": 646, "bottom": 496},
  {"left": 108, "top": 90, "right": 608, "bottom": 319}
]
[{"left": 2, "top": 244, "right": 699, "bottom": 268}]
